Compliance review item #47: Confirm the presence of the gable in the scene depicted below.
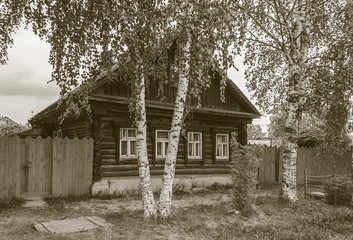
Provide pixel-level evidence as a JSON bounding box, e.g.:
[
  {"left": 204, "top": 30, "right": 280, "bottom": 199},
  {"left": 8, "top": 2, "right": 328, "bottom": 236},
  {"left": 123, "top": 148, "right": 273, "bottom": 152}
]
[
  {"left": 0, "top": 116, "right": 19, "bottom": 127},
  {"left": 91, "top": 74, "right": 260, "bottom": 117}
]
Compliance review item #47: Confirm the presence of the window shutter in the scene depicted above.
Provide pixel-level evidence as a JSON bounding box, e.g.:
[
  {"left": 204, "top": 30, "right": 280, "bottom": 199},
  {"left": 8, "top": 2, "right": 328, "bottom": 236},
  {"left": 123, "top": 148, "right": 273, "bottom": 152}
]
[
  {"left": 202, "top": 131, "right": 206, "bottom": 166},
  {"left": 184, "top": 130, "right": 188, "bottom": 165},
  {"left": 114, "top": 123, "right": 120, "bottom": 164},
  {"left": 228, "top": 131, "right": 232, "bottom": 162},
  {"left": 151, "top": 127, "right": 156, "bottom": 167},
  {"left": 212, "top": 130, "right": 216, "bottom": 164}
]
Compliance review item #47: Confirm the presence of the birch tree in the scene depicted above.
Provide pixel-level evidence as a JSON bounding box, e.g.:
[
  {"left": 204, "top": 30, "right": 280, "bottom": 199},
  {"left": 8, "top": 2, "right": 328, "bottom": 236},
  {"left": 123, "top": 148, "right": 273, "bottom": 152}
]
[
  {"left": 158, "top": 0, "right": 244, "bottom": 217},
  {"left": 235, "top": 0, "right": 348, "bottom": 201}
]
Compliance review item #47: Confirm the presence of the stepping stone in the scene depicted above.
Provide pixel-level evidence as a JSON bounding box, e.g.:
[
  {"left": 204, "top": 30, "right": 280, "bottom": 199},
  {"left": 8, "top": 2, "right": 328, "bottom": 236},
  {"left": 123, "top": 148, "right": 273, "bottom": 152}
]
[{"left": 34, "top": 216, "right": 113, "bottom": 234}]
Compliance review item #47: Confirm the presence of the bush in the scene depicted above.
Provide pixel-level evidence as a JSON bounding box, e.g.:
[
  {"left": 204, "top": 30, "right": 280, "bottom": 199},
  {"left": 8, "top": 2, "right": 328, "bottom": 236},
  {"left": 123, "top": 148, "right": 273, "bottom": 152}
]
[
  {"left": 229, "top": 136, "right": 263, "bottom": 216},
  {"left": 324, "top": 174, "right": 353, "bottom": 206}
]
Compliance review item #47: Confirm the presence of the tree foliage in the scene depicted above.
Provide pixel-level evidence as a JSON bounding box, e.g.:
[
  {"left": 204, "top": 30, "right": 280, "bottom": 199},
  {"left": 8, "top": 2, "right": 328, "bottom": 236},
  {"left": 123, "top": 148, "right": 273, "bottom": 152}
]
[
  {"left": 247, "top": 124, "right": 264, "bottom": 140},
  {"left": 236, "top": 0, "right": 353, "bottom": 201},
  {"left": 0, "top": 123, "right": 28, "bottom": 137},
  {"left": 268, "top": 104, "right": 326, "bottom": 147}
]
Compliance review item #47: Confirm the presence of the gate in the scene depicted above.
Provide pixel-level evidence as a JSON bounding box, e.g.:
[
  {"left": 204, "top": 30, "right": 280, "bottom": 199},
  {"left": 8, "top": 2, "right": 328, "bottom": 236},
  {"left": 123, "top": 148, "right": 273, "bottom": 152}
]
[{"left": 21, "top": 137, "right": 52, "bottom": 197}]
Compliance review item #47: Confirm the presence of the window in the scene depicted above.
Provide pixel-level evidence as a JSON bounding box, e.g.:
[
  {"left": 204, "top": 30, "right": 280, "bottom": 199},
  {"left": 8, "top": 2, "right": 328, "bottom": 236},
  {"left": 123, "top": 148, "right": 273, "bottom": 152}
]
[
  {"left": 216, "top": 134, "right": 229, "bottom": 159},
  {"left": 53, "top": 130, "right": 62, "bottom": 138},
  {"left": 156, "top": 130, "right": 170, "bottom": 159},
  {"left": 120, "top": 128, "right": 137, "bottom": 158},
  {"left": 188, "top": 132, "right": 202, "bottom": 159}
]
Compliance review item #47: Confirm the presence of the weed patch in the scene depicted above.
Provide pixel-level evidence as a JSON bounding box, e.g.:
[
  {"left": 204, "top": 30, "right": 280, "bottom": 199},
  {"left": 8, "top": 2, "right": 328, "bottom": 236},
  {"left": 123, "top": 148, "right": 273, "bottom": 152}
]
[{"left": 0, "top": 197, "right": 25, "bottom": 210}]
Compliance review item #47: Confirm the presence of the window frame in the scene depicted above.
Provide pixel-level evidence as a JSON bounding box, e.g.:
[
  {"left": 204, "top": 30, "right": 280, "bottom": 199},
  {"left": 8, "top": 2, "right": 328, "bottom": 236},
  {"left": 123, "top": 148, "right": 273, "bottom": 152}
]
[
  {"left": 216, "top": 133, "right": 229, "bottom": 160},
  {"left": 155, "top": 130, "right": 170, "bottom": 159},
  {"left": 187, "top": 132, "right": 202, "bottom": 159},
  {"left": 53, "top": 129, "right": 62, "bottom": 138},
  {"left": 120, "top": 128, "right": 137, "bottom": 158}
]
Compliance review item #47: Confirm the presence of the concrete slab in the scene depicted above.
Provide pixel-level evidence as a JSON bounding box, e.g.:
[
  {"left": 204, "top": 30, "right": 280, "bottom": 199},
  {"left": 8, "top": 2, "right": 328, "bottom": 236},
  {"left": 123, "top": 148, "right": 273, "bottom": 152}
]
[
  {"left": 92, "top": 174, "right": 232, "bottom": 196},
  {"left": 33, "top": 216, "right": 113, "bottom": 234}
]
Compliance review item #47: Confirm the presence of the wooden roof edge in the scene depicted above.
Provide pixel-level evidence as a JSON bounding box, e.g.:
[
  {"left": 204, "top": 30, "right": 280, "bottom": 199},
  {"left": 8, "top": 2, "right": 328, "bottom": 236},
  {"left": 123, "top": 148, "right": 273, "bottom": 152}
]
[
  {"left": 29, "top": 101, "right": 60, "bottom": 123},
  {"left": 30, "top": 63, "right": 121, "bottom": 123},
  {"left": 89, "top": 94, "right": 259, "bottom": 119},
  {"left": 226, "top": 79, "right": 261, "bottom": 118}
]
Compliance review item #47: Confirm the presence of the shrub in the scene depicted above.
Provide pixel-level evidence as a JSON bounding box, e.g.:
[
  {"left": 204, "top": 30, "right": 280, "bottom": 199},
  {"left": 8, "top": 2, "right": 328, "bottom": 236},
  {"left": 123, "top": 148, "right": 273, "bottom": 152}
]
[
  {"left": 324, "top": 174, "right": 353, "bottom": 206},
  {"left": 229, "top": 136, "right": 262, "bottom": 216}
]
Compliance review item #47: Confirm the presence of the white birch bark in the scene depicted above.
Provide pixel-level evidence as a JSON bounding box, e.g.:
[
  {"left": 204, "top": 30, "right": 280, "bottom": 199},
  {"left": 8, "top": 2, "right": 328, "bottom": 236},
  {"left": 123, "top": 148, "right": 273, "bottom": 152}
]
[
  {"left": 158, "top": 29, "right": 192, "bottom": 218},
  {"left": 135, "top": 69, "right": 156, "bottom": 219},
  {"left": 281, "top": 0, "right": 309, "bottom": 202}
]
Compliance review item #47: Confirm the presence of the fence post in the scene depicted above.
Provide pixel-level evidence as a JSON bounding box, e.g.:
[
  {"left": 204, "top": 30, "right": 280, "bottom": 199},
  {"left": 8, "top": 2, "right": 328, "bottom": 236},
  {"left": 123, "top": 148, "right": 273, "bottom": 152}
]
[{"left": 304, "top": 170, "right": 307, "bottom": 198}]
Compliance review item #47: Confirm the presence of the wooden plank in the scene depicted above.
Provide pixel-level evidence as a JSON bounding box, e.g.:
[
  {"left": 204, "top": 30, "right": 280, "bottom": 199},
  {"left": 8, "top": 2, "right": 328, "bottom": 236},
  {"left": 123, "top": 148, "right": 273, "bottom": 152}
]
[
  {"left": 4, "top": 136, "right": 9, "bottom": 199},
  {"left": 8, "top": 136, "right": 14, "bottom": 198},
  {"left": 75, "top": 138, "right": 80, "bottom": 196},
  {"left": 57, "top": 138, "right": 64, "bottom": 197},
  {"left": 52, "top": 138, "right": 59, "bottom": 197},
  {"left": 29, "top": 137, "right": 35, "bottom": 193},
  {"left": 87, "top": 138, "right": 94, "bottom": 194},
  {"left": 0, "top": 137, "right": 4, "bottom": 199},
  {"left": 37, "top": 137, "right": 43, "bottom": 193},
  {"left": 77, "top": 138, "right": 81, "bottom": 195},
  {"left": 47, "top": 137, "right": 53, "bottom": 193},
  {"left": 62, "top": 138, "right": 69, "bottom": 196},
  {"left": 79, "top": 138, "right": 85, "bottom": 195},
  {"left": 82, "top": 138, "right": 87, "bottom": 195},
  {"left": 70, "top": 138, "right": 77, "bottom": 195},
  {"left": 68, "top": 138, "right": 74, "bottom": 196},
  {"left": 10, "top": 136, "right": 18, "bottom": 198},
  {"left": 14, "top": 136, "right": 21, "bottom": 197},
  {"left": 72, "top": 138, "right": 77, "bottom": 196}
]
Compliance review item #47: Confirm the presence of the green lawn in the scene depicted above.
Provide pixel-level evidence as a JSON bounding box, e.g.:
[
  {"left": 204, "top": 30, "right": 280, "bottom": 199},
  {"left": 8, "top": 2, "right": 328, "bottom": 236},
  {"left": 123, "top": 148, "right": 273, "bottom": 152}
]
[{"left": 0, "top": 189, "right": 352, "bottom": 240}]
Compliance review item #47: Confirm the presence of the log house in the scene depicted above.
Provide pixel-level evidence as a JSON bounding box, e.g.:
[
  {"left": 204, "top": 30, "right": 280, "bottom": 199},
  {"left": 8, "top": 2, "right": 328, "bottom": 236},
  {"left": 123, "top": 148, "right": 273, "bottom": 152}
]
[{"left": 27, "top": 69, "right": 260, "bottom": 183}]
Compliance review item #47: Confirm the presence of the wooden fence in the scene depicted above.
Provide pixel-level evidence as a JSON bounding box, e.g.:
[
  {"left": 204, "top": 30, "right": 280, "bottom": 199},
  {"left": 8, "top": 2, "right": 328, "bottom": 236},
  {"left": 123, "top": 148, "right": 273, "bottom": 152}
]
[
  {"left": 259, "top": 146, "right": 352, "bottom": 185},
  {"left": 0, "top": 136, "right": 94, "bottom": 200}
]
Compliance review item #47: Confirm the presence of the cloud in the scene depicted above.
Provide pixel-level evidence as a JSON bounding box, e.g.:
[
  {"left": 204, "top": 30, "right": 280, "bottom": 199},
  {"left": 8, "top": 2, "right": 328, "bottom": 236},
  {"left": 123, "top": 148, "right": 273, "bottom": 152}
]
[{"left": 0, "top": 26, "right": 60, "bottom": 99}]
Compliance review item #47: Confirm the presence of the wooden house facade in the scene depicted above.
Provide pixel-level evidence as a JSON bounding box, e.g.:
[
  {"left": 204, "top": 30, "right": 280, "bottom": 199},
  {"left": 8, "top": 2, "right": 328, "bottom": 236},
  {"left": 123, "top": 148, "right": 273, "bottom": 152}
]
[{"left": 27, "top": 72, "right": 260, "bottom": 182}]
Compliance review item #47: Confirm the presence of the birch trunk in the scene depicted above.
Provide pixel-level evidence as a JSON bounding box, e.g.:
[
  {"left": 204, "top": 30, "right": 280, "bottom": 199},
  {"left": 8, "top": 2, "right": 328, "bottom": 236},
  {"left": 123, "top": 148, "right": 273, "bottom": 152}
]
[
  {"left": 158, "top": 30, "right": 192, "bottom": 218},
  {"left": 135, "top": 70, "right": 156, "bottom": 219},
  {"left": 281, "top": 0, "right": 309, "bottom": 202}
]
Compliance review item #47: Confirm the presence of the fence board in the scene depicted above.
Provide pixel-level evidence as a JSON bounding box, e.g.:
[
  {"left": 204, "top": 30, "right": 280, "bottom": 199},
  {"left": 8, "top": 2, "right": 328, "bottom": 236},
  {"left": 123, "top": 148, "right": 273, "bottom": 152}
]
[
  {"left": 0, "top": 136, "right": 93, "bottom": 200},
  {"left": 259, "top": 146, "right": 353, "bottom": 185},
  {"left": 4, "top": 136, "right": 9, "bottom": 199}
]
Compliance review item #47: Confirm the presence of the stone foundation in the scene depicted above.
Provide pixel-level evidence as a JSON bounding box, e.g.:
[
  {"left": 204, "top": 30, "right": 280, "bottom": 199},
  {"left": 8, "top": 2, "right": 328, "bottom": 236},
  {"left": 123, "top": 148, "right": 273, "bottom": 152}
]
[{"left": 91, "top": 174, "right": 232, "bottom": 196}]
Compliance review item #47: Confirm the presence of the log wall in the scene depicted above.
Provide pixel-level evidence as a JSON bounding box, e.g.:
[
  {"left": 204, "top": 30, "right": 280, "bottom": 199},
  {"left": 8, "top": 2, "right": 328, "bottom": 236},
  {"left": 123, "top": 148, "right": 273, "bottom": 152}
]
[{"left": 92, "top": 113, "right": 244, "bottom": 179}]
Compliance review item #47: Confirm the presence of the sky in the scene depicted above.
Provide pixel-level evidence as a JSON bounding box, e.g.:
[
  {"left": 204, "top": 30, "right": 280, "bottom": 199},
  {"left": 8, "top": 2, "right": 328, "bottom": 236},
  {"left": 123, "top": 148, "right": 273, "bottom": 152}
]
[{"left": 0, "top": 26, "right": 269, "bottom": 126}]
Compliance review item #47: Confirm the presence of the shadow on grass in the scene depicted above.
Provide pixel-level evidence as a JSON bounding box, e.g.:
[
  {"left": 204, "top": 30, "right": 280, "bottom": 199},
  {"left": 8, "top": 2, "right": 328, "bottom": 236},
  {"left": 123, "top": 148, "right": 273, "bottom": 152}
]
[{"left": 0, "top": 197, "right": 25, "bottom": 210}]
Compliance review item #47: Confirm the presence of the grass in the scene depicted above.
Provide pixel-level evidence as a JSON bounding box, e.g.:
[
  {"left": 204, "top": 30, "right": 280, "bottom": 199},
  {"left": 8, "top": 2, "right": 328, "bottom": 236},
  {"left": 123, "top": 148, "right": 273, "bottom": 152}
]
[
  {"left": 0, "top": 197, "right": 25, "bottom": 210},
  {"left": 0, "top": 188, "right": 353, "bottom": 239}
]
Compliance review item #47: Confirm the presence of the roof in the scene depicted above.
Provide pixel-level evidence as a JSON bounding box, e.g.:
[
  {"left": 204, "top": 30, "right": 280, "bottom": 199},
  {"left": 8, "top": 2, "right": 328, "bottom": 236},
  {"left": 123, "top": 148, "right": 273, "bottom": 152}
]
[
  {"left": 0, "top": 116, "right": 19, "bottom": 126},
  {"left": 30, "top": 67, "right": 261, "bottom": 123}
]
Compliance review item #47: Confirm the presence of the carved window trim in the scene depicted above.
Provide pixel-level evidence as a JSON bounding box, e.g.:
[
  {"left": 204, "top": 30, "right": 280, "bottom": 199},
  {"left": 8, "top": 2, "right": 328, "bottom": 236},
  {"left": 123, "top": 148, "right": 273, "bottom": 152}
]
[
  {"left": 216, "top": 133, "right": 229, "bottom": 160},
  {"left": 187, "top": 132, "right": 202, "bottom": 159},
  {"left": 155, "top": 130, "right": 170, "bottom": 159},
  {"left": 120, "top": 128, "right": 137, "bottom": 158}
]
